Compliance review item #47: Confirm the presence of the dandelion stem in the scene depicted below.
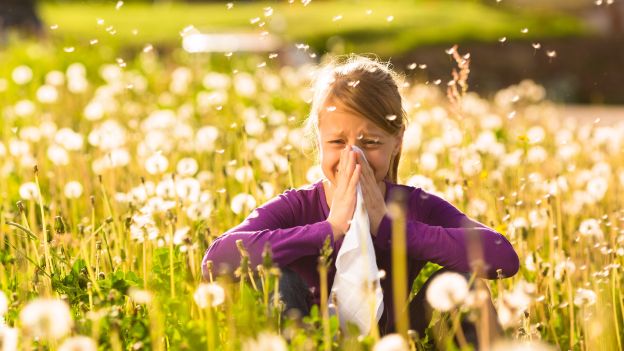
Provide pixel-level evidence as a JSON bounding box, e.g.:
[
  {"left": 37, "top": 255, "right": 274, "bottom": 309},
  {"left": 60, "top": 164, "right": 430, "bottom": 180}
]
[{"left": 389, "top": 197, "right": 409, "bottom": 338}]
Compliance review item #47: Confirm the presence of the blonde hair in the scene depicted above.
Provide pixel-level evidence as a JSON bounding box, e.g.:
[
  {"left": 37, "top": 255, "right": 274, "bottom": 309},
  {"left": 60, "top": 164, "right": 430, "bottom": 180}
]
[{"left": 304, "top": 54, "right": 407, "bottom": 182}]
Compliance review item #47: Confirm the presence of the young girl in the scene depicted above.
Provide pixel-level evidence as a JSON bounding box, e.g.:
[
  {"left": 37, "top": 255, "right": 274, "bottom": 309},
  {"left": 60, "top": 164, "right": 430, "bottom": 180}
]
[{"left": 202, "top": 55, "right": 519, "bottom": 340}]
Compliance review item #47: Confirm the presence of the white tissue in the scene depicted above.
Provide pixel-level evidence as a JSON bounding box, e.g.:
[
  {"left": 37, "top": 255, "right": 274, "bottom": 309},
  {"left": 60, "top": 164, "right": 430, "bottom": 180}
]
[{"left": 330, "top": 145, "right": 384, "bottom": 335}]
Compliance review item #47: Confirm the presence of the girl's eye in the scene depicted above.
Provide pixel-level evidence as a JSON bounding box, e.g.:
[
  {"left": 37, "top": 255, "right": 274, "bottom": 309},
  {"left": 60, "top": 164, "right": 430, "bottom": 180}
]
[
  {"left": 329, "top": 140, "right": 344, "bottom": 144},
  {"left": 363, "top": 140, "right": 382, "bottom": 146}
]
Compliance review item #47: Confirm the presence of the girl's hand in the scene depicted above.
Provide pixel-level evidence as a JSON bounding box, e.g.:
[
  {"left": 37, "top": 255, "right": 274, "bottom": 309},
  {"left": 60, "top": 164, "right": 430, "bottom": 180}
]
[
  {"left": 326, "top": 146, "right": 361, "bottom": 241},
  {"left": 354, "top": 151, "right": 387, "bottom": 237}
]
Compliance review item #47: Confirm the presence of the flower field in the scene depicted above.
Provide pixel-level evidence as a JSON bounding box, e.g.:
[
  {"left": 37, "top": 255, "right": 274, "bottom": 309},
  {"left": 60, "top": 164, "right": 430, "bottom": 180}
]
[{"left": 0, "top": 39, "right": 623, "bottom": 350}]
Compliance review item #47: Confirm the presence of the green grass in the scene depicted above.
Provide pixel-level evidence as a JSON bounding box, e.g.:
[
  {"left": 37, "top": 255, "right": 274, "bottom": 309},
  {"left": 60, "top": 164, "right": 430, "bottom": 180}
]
[{"left": 39, "top": 0, "right": 588, "bottom": 56}]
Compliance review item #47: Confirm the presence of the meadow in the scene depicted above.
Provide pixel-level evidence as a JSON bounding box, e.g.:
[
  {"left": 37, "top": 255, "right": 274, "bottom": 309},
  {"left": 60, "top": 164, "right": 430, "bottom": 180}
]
[{"left": 0, "top": 2, "right": 622, "bottom": 350}]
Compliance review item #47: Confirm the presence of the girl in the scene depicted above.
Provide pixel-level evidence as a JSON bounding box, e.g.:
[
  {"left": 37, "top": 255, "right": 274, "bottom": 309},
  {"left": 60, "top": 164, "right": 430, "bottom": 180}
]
[{"left": 202, "top": 55, "right": 519, "bottom": 342}]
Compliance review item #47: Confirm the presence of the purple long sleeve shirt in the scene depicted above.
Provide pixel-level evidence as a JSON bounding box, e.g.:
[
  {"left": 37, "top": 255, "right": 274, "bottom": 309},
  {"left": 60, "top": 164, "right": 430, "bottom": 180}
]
[{"left": 202, "top": 179, "right": 519, "bottom": 330}]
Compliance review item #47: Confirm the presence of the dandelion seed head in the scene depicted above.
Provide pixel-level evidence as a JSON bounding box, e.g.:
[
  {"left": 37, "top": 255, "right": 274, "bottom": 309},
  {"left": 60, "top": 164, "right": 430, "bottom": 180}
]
[
  {"left": 59, "top": 336, "right": 98, "bottom": 351},
  {"left": 20, "top": 298, "right": 73, "bottom": 340},
  {"left": 12, "top": 65, "right": 33, "bottom": 85},
  {"left": 193, "top": 283, "right": 225, "bottom": 308},
  {"left": 425, "top": 272, "right": 469, "bottom": 311},
  {"left": 373, "top": 333, "right": 408, "bottom": 351}
]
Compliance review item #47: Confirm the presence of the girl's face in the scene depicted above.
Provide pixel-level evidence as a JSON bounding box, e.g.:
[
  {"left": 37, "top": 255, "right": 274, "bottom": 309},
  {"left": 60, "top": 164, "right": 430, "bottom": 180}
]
[{"left": 318, "top": 99, "right": 403, "bottom": 186}]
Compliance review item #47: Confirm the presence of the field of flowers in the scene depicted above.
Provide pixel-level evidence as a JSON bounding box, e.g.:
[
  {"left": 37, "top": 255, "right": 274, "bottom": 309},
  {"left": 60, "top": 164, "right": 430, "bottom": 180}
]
[{"left": 0, "top": 40, "right": 623, "bottom": 351}]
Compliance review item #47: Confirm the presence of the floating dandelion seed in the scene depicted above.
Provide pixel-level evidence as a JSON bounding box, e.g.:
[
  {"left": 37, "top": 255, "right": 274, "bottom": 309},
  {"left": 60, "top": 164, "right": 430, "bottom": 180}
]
[
  {"left": 225, "top": 52, "right": 233, "bottom": 57},
  {"left": 546, "top": 50, "right": 557, "bottom": 58},
  {"left": 115, "top": 1, "right": 123, "bottom": 10},
  {"left": 386, "top": 114, "right": 397, "bottom": 121},
  {"left": 418, "top": 64, "right": 427, "bottom": 69},
  {"left": 365, "top": 9, "right": 373, "bottom": 15},
  {"left": 332, "top": 14, "right": 343, "bottom": 22},
  {"left": 521, "top": 27, "right": 529, "bottom": 34},
  {"left": 96, "top": 18, "right": 104, "bottom": 25},
  {"left": 433, "top": 79, "right": 442, "bottom": 85},
  {"left": 143, "top": 44, "right": 153, "bottom": 53},
  {"left": 595, "top": 0, "right": 603, "bottom": 4},
  {"left": 257, "top": 62, "right": 266, "bottom": 68},
  {"left": 90, "top": 39, "right": 98, "bottom": 45},
  {"left": 348, "top": 80, "right": 360, "bottom": 88},
  {"left": 302, "top": 0, "right": 312, "bottom": 6},
  {"left": 532, "top": 43, "right": 541, "bottom": 49},
  {"left": 508, "top": 111, "right": 516, "bottom": 119},
  {"left": 226, "top": 2, "right": 233, "bottom": 9},
  {"left": 407, "top": 63, "right": 417, "bottom": 70},
  {"left": 445, "top": 46, "right": 456, "bottom": 55},
  {"left": 357, "top": 133, "right": 364, "bottom": 140},
  {"left": 250, "top": 17, "right": 261, "bottom": 24},
  {"left": 50, "top": 24, "right": 59, "bottom": 30},
  {"left": 131, "top": 28, "right": 139, "bottom": 35},
  {"left": 264, "top": 7, "right": 274, "bottom": 17},
  {"left": 269, "top": 53, "right": 278, "bottom": 59},
  {"left": 63, "top": 47, "right": 75, "bottom": 53},
  {"left": 326, "top": 106, "right": 337, "bottom": 112},
  {"left": 499, "top": 37, "right": 507, "bottom": 43},
  {"left": 386, "top": 15, "right": 394, "bottom": 22}
]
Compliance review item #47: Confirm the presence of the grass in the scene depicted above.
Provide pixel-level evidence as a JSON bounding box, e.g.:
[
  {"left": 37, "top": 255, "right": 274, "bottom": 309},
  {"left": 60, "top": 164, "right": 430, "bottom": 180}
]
[{"left": 39, "top": 0, "right": 588, "bottom": 56}]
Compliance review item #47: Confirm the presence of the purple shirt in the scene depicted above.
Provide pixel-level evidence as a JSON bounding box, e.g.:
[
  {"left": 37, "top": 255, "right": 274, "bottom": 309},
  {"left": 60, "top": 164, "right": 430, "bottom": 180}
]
[{"left": 202, "top": 179, "right": 519, "bottom": 329}]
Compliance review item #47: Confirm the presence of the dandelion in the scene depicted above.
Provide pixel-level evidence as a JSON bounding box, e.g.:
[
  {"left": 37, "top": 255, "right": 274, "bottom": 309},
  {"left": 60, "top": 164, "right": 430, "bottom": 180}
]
[
  {"left": 0, "top": 327, "right": 18, "bottom": 351},
  {"left": 128, "top": 287, "right": 153, "bottom": 304},
  {"left": 574, "top": 288, "right": 597, "bottom": 306},
  {"left": 59, "top": 336, "right": 98, "bottom": 351},
  {"left": 20, "top": 298, "right": 73, "bottom": 340},
  {"left": 235, "top": 166, "right": 255, "bottom": 183},
  {"left": 0, "top": 291, "right": 7, "bottom": 317},
  {"left": 306, "top": 165, "right": 324, "bottom": 183},
  {"left": 546, "top": 50, "right": 557, "bottom": 58},
  {"left": 19, "top": 182, "right": 40, "bottom": 200},
  {"left": 64, "top": 181, "right": 84, "bottom": 199},
  {"left": 145, "top": 153, "right": 169, "bottom": 175},
  {"left": 386, "top": 15, "right": 394, "bottom": 22},
  {"left": 14, "top": 100, "right": 36, "bottom": 117},
  {"left": 12, "top": 65, "right": 33, "bottom": 85},
  {"left": 193, "top": 283, "right": 225, "bottom": 308},
  {"left": 36, "top": 85, "right": 59, "bottom": 104},
  {"left": 242, "top": 332, "right": 288, "bottom": 351},
  {"left": 373, "top": 333, "right": 408, "bottom": 351},
  {"left": 47, "top": 144, "right": 70, "bottom": 166},
  {"left": 425, "top": 272, "right": 469, "bottom": 311},
  {"left": 176, "top": 157, "right": 199, "bottom": 176},
  {"left": 231, "top": 193, "right": 256, "bottom": 215},
  {"left": 491, "top": 340, "right": 555, "bottom": 351},
  {"left": 579, "top": 219, "right": 604, "bottom": 239}
]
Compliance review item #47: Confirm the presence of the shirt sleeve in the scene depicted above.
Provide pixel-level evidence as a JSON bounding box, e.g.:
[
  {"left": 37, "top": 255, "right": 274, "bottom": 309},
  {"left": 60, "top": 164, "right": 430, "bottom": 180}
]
[
  {"left": 201, "top": 191, "right": 334, "bottom": 279},
  {"left": 372, "top": 188, "right": 519, "bottom": 279}
]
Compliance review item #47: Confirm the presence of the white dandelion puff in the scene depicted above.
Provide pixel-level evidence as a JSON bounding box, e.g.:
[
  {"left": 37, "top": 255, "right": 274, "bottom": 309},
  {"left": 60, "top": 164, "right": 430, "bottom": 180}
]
[
  {"left": 425, "top": 272, "right": 469, "bottom": 311},
  {"left": 242, "top": 332, "right": 288, "bottom": 351},
  {"left": 145, "top": 153, "right": 169, "bottom": 175},
  {"left": 373, "top": 333, "right": 408, "bottom": 351},
  {"left": 19, "top": 182, "right": 40, "bottom": 201},
  {"left": 64, "top": 181, "right": 84, "bottom": 199},
  {"left": 231, "top": 193, "right": 256, "bottom": 215},
  {"left": 20, "top": 298, "right": 73, "bottom": 340},
  {"left": 194, "top": 283, "right": 225, "bottom": 308},
  {"left": 12, "top": 65, "right": 33, "bottom": 85},
  {"left": 59, "top": 336, "right": 98, "bottom": 351}
]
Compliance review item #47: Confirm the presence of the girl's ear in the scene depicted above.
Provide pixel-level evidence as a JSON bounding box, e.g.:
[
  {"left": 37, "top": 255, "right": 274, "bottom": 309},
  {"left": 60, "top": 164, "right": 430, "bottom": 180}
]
[{"left": 393, "top": 125, "right": 405, "bottom": 156}]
